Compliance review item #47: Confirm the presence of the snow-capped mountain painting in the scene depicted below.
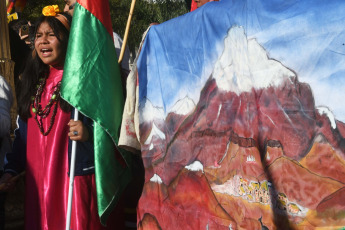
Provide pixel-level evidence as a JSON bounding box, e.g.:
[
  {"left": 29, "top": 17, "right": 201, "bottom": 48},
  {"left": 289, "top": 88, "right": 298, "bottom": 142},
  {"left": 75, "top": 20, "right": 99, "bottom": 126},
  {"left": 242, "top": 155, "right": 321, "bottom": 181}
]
[{"left": 132, "top": 1, "right": 345, "bottom": 229}]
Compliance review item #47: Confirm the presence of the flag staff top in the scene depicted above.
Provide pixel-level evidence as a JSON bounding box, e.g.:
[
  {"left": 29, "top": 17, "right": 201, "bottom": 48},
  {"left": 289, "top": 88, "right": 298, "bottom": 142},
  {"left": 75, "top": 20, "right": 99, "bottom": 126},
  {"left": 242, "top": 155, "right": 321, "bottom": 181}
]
[{"left": 118, "top": 0, "right": 136, "bottom": 63}]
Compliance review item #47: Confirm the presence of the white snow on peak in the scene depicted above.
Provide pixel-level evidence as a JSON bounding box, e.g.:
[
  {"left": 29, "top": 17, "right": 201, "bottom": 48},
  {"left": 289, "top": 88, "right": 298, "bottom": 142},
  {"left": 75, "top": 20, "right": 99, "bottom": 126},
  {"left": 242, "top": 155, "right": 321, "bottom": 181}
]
[
  {"left": 212, "top": 26, "right": 296, "bottom": 94},
  {"left": 246, "top": 155, "right": 256, "bottom": 162},
  {"left": 144, "top": 123, "right": 166, "bottom": 145},
  {"left": 185, "top": 161, "right": 204, "bottom": 173},
  {"left": 149, "top": 143, "right": 154, "bottom": 150},
  {"left": 266, "top": 152, "right": 271, "bottom": 160},
  {"left": 139, "top": 98, "right": 165, "bottom": 123},
  {"left": 216, "top": 104, "right": 222, "bottom": 119},
  {"left": 317, "top": 106, "right": 336, "bottom": 129},
  {"left": 150, "top": 173, "right": 163, "bottom": 184},
  {"left": 170, "top": 96, "right": 196, "bottom": 115}
]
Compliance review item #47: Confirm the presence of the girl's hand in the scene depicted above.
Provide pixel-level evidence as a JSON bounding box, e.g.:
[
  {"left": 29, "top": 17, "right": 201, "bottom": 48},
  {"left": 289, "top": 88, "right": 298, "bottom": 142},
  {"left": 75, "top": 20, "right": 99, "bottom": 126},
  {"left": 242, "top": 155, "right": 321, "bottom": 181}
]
[{"left": 68, "top": 120, "right": 89, "bottom": 142}]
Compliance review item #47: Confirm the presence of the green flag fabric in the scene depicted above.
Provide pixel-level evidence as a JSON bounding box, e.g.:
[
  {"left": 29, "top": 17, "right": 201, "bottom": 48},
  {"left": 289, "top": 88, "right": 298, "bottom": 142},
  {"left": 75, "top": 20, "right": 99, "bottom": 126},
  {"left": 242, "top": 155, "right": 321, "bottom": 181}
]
[{"left": 61, "top": 0, "right": 132, "bottom": 225}]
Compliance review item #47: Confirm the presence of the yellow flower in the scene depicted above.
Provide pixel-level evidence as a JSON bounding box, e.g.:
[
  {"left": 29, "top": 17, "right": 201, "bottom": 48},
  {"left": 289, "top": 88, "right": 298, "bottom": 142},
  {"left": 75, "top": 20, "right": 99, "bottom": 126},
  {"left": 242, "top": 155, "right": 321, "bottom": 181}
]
[{"left": 42, "top": 5, "right": 60, "bottom": 16}]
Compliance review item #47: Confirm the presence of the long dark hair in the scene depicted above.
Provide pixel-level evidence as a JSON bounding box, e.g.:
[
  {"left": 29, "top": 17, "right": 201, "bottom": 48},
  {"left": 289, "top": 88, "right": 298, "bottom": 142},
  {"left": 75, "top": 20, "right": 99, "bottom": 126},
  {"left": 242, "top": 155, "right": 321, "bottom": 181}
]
[{"left": 18, "top": 12, "right": 72, "bottom": 121}]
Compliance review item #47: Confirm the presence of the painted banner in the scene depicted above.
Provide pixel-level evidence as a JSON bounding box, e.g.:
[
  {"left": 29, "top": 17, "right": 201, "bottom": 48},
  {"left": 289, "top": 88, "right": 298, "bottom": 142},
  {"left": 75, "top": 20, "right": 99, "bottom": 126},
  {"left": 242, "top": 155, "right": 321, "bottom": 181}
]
[{"left": 121, "top": 0, "right": 345, "bottom": 229}]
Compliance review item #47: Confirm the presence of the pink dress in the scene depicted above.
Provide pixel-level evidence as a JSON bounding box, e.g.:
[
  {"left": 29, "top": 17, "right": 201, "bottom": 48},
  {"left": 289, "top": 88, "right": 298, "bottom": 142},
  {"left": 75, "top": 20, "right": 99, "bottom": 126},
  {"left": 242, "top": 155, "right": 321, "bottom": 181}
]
[{"left": 25, "top": 67, "right": 119, "bottom": 230}]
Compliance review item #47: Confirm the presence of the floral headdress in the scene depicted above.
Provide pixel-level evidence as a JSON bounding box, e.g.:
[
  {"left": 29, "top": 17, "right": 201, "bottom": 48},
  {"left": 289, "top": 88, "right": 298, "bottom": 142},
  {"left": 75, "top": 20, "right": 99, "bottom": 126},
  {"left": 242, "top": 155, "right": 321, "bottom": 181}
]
[
  {"left": 42, "top": 5, "right": 60, "bottom": 16},
  {"left": 42, "top": 5, "right": 70, "bottom": 31}
]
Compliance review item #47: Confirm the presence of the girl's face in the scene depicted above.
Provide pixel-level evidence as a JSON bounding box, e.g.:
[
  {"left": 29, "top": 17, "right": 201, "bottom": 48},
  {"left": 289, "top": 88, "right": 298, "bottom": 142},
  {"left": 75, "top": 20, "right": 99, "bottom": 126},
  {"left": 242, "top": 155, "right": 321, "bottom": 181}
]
[{"left": 35, "top": 21, "right": 65, "bottom": 67}]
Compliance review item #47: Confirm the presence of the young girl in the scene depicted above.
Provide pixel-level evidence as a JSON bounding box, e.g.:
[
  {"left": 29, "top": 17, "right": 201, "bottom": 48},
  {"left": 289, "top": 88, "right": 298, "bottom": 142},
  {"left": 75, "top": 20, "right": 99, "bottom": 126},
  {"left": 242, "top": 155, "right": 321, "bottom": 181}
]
[{"left": 0, "top": 10, "right": 118, "bottom": 230}]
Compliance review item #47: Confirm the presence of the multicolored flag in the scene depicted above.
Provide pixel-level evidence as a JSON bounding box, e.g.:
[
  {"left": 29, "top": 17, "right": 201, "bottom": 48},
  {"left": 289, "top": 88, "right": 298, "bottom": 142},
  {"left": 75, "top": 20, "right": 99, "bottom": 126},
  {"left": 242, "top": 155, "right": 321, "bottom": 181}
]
[
  {"left": 61, "top": 0, "right": 132, "bottom": 225},
  {"left": 7, "top": 0, "right": 15, "bottom": 13}
]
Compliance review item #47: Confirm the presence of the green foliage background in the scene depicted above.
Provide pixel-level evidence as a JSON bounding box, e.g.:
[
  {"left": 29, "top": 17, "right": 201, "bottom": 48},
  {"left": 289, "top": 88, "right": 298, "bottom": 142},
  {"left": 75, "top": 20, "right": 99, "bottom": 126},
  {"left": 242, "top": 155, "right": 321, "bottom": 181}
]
[{"left": 21, "top": 0, "right": 189, "bottom": 59}]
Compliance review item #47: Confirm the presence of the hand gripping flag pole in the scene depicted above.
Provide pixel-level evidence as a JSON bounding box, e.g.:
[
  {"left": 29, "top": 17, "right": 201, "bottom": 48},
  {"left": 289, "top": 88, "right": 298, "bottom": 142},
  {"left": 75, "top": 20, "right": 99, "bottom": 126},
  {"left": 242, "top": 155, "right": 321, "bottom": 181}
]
[{"left": 65, "top": 108, "right": 79, "bottom": 230}]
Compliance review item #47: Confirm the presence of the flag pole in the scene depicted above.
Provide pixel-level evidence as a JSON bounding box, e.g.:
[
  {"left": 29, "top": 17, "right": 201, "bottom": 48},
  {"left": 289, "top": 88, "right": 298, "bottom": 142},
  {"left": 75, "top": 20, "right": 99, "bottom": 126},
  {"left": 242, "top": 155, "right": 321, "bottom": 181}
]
[
  {"left": 65, "top": 108, "right": 79, "bottom": 230},
  {"left": 118, "top": 0, "right": 136, "bottom": 63}
]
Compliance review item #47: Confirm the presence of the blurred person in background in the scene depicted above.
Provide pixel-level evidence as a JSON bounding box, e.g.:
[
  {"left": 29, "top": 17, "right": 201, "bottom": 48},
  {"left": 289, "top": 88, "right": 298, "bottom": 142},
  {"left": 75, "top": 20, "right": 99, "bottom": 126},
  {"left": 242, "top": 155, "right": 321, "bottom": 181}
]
[{"left": 9, "top": 18, "right": 35, "bottom": 49}]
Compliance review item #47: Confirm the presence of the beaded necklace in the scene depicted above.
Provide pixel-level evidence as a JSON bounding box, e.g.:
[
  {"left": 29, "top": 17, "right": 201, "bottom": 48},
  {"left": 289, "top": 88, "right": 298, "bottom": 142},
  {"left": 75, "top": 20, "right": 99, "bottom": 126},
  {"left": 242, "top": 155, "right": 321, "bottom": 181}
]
[{"left": 31, "top": 77, "right": 62, "bottom": 136}]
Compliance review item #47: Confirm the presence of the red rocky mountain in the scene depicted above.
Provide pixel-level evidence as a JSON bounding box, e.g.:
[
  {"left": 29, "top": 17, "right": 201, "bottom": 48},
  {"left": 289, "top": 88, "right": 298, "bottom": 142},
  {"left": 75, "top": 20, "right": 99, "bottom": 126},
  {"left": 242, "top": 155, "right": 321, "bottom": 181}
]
[{"left": 138, "top": 27, "right": 345, "bottom": 228}]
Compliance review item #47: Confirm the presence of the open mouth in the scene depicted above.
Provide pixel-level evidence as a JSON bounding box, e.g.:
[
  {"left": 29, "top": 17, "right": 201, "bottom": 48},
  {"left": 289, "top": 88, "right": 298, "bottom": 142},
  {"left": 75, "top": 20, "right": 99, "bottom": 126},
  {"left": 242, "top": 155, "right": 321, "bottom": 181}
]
[{"left": 41, "top": 48, "right": 53, "bottom": 56}]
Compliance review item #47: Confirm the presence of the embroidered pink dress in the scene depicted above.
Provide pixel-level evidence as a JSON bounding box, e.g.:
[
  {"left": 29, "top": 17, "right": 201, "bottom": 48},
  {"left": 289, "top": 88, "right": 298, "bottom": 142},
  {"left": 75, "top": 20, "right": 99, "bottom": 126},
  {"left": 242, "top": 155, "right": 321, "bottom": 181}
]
[{"left": 25, "top": 67, "right": 118, "bottom": 230}]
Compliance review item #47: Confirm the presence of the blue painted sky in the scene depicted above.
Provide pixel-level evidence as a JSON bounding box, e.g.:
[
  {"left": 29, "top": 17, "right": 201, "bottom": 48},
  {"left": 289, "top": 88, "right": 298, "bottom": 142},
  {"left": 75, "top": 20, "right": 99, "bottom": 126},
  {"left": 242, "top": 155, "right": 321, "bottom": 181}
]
[{"left": 138, "top": 0, "right": 345, "bottom": 122}]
